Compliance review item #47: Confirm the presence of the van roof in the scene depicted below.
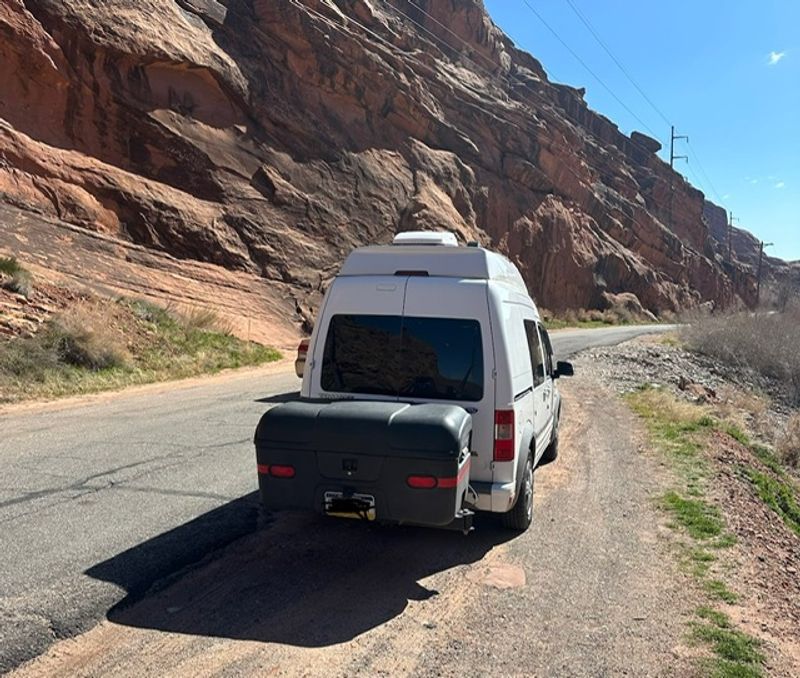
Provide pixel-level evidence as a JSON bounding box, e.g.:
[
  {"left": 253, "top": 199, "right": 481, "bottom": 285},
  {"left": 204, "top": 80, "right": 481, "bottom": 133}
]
[{"left": 339, "top": 243, "right": 529, "bottom": 294}]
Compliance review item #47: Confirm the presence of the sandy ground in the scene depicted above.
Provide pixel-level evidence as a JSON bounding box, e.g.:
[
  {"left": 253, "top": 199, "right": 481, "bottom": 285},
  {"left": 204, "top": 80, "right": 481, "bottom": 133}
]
[{"left": 9, "top": 376, "right": 698, "bottom": 677}]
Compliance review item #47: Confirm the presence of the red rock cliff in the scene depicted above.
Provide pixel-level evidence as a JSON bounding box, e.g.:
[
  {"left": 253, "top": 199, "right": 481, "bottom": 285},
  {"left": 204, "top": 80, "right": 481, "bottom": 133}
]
[{"left": 0, "top": 0, "right": 768, "bottom": 329}]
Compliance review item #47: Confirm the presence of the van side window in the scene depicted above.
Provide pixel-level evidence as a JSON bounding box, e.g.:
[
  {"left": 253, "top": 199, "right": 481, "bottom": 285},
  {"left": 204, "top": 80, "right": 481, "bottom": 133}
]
[
  {"left": 523, "top": 320, "right": 546, "bottom": 387},
  {"left": 539, "top": 325, "right": 554, "bottom": 377}
]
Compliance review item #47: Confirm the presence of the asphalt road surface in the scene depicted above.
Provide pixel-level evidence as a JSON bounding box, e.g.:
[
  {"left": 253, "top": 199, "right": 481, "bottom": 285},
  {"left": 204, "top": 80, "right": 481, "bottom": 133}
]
[{"left": 0, "top": 324, "right": 669, "bottom": 672}]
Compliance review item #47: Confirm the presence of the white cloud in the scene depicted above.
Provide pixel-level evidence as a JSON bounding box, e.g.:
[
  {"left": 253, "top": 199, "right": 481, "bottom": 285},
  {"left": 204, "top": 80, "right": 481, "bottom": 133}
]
[
  {"left": 722, "top": 194, "right": 731, "bottom": 200},
  {"left": 775, "top": 181, "right": 785, "bottom": 189},
  {"left": 768, "top": 50, "right": 786, "bottom": 65},
  {"left": 750, "top": 178, "right": 758, "bottom": 184}
]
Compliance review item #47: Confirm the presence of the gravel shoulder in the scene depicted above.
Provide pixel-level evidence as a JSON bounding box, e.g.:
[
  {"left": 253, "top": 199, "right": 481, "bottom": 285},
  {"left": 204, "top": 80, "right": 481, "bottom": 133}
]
[{"left": 9, "top": 372, "right": 698, "bottom": 677}]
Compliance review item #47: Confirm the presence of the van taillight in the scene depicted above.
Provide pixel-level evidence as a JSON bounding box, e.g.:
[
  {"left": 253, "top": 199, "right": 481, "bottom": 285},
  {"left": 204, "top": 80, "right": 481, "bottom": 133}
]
[
  {"left": 493, "top": 409, "right": 515, "bottom": 461},
  {"left": 297, "top": 340, "right": 309, "bottom": 355}
]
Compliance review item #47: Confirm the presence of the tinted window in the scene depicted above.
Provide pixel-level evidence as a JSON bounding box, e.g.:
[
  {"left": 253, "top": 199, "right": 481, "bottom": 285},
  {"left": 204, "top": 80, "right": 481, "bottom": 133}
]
[
  {"left": 321, "top": 315, "right": 483, "bottom": 401},
  {"left": 540, "top": 325, "right": 554, "bottom": 376},
  {"left": 524, "top": 319, "right": 546, "bottom": 387},
  {"left": 321, "top": 315, "right": 402, "bottom": 395}
]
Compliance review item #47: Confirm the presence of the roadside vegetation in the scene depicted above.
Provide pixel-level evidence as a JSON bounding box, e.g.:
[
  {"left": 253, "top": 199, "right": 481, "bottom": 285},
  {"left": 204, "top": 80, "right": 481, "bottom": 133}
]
[
  {"left": 0, "top": 256, "right": 33, "bottom": 297},
  {"left": 0, "top": 297, "right": 281, "bottom": 403},
  {"left": 682, "top": 307, "right": 800, "bottom": 409},
  {"left": 541, "top": 305, "right": 669, "bottom": 331},
  {"left": 627, "top": 385, "right": 769, "bottom": 677}
]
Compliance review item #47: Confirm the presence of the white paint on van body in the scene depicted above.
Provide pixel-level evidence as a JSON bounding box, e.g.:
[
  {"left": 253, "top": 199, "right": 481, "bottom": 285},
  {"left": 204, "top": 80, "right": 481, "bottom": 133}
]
[{"left": 302, "top": 239, "right": 561, "bottom": 516}]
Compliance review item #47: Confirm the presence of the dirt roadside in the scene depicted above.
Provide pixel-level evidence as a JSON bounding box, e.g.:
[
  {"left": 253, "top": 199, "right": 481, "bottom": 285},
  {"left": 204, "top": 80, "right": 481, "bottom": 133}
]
[{"left": 8, "top": 371, "right": 700, "bottom": 678}]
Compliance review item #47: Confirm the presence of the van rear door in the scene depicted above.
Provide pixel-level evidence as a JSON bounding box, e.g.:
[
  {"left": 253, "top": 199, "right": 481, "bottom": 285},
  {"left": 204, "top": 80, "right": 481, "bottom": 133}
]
[
  {"left": 400, "top": 277, "right": 495, "bottom": 484},
  {"left": 305, "top": 275, "right": 407, "bottom": 396}
]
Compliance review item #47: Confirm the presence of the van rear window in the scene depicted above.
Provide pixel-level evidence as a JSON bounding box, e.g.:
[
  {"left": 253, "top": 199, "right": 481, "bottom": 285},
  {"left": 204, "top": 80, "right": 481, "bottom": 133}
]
[{"left": 321, "top": 315, "right": 483, "bottom": 401}]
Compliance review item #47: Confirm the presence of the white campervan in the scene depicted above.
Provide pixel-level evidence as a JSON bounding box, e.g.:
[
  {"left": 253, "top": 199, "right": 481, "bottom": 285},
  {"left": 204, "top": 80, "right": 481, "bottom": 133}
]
[{"left": 295, "top": 231, "right": 573, "bottom": 530}]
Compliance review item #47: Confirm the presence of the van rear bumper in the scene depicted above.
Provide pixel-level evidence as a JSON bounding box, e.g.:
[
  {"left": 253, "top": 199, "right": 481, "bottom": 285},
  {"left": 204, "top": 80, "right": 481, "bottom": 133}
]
[{"left": 470, "top": 480, "right": 516, "bottom": 513}]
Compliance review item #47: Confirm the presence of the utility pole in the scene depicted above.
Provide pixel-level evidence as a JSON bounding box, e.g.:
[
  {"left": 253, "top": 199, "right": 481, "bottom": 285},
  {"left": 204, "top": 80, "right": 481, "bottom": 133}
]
[
  {"left": 668, "top": 126, "right": 689, "bottom": 230},
  {"left": 670, "top": 125, "right": 689, "bottom": 169},
  {"left": 727, "top": 211, "right": 739, "bottom": 262},
  {"left": 756, "top": 240, "right": 774, "bottom": 307}
]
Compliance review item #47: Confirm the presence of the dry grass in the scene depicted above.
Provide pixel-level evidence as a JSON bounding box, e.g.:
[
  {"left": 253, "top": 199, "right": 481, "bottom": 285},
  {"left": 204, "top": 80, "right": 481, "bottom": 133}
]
[
  {"left": 49, "top": 303, "right": 131, "bottom": 370},
  {"left": 778, "top": 414, "right": 800, "bottom": 469},
  {"left": 632, "top": 386, "right": 713, "bottom": 428},
  {"left": 541, "top": 305, "right": 656, "bottom": 330},
  {"left": 0, "top": 297, "right": 280, "bottom": 403},
  {"left": 176, "top": 306, "right": 234, "bottom": 334},
  {"left": 681, "top": 310, "right": 800, "bottom": 405},
  {"left": 712, "top": 386, "right": 772, "bottom": 443}
]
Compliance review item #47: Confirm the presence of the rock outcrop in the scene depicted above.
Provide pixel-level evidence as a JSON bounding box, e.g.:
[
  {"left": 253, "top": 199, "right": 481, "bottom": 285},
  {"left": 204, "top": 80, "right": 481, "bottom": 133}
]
[
  {"left": 704, "top": 200, "right": 799, "bottom": 301},
  {"left": 0, "top": 0, "right": 784, "bottom": 338}
]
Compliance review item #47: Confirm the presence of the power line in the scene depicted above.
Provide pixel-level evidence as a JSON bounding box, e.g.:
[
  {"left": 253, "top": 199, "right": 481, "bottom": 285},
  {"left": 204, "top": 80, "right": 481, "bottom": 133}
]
[
  {"left": 518, "top": 0, "right": 660, "bottom": 139},
  {"left": 395, "top": 0, "right": 662, "bottom": 164},
  {"left": 294, "top": 0, "right": 726, "bottom": 266},
  {"left": 687, "top": 138, "right": 726, "bottom": 206},
  {"left": 563, "top": 0, "right": 672, "bottom": 127}
]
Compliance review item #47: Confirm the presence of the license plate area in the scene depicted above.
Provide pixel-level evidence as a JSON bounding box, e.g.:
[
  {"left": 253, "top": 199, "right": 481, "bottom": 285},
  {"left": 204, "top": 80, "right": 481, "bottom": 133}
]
[{"left": 324, "top": 491, "right": 376, "bottom": 521}]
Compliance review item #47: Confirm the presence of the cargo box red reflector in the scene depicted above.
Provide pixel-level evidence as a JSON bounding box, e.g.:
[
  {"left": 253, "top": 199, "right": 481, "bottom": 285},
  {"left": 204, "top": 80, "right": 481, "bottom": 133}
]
[
  {"left": 407, "top": 475, "right": 437, "bottom": 489},
  {"left": 269, "top": 464, "right": 296, "bottom": 478},
  {"left": 436, "top": 460, "right": 471, "bottom": 488},
  {"left": 257, "top": 464, "right": 270, "bottom": 475}
]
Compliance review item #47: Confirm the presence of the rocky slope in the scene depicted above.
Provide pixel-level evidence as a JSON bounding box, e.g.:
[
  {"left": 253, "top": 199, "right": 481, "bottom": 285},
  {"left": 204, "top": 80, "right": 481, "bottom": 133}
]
[
  {"left": 0, "top": 0, "right": 782, "bottom": 339},
  {"left": 704, "top": 201, "right": 800, "bottom": 300}
]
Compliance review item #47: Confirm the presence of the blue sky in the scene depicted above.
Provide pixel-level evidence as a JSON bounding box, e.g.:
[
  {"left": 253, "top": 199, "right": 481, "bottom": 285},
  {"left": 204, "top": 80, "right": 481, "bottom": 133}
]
[{"left": 484, "top": 0, "right": 799, "bottom": 261}]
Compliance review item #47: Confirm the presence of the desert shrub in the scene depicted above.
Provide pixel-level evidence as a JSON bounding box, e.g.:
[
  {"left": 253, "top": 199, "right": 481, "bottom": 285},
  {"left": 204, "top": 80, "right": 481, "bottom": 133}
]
[
  {"left": 538, "top": 308, "right": 554, "bottom": 322},
  {"left": 0, "top": 257, "right": 22, "bottom": 276},
  {"left": 660, "top": 310, "right": 677, "bottom": 323},
  {"left": 585, "top": 309, "right": 607, "bottom": 323},
  {"left": 778, "top": 413, "right": 800, "bottom": 469},
  {"left": 609, "top": 303, "right": 635, "bottom": 324},
  {"left": 682, "top": 311, "right": 800, "bottom": 405},
  {"left": 46, "top": 304, "right": 129, "bottom": 370},
  {"left": 563, "top": 308, "right": 579, "bottom": 325},
  {"left": 0, "top": 336, "right": 59, "bottom": 381},
  {"left": 713, "top": 386, "right": 771, "bottom": 442},
  {"left": 128, "top": 298, "right": 174, "bottom": 326},
  {"left": 178, "top": 306, "right": 233, "bottom": 334},
  {"left": 0, "top": 256, "right": 33, "bottom": 297}
]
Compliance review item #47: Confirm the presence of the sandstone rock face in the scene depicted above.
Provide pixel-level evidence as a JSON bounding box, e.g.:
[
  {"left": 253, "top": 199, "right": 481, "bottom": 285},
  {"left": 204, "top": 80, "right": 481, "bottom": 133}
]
[
  {"left": 704, "top": 200, "right": 799, "bottom": 300},
  {"left": 0, "top": 0, "right": 780, "bottom": 339}
]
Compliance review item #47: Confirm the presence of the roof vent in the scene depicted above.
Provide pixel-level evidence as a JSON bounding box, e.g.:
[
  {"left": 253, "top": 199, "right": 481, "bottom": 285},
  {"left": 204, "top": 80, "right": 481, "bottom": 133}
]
[{"left": 392, "top": 231, "right": 458, "bottom": 247}]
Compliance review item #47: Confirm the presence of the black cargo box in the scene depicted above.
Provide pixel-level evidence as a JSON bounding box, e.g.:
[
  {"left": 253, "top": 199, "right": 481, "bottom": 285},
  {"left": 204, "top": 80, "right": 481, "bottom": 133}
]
[{"left": 254, "top": 400, "right": 472, "bottom": 527}]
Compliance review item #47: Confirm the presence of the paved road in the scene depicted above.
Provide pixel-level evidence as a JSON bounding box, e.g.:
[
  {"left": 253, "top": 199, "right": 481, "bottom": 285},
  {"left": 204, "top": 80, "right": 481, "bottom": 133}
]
[{"left": 0, "top": 324, "right": 666, "bottom": 671}]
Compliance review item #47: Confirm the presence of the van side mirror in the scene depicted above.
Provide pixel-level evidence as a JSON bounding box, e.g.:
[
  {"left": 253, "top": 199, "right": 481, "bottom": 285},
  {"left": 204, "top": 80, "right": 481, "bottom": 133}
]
[{"left": 554, "top": 361, "right": 574, "bottom": 378}]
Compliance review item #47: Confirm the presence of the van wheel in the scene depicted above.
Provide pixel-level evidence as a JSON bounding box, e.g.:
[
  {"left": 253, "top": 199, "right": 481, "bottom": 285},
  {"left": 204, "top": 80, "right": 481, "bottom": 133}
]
[
  {"left": 501, "top": 454, "right": 534, "bottom": 531},
  {"left": 539, "top": 426, "right": 559, "bottom": 466}
]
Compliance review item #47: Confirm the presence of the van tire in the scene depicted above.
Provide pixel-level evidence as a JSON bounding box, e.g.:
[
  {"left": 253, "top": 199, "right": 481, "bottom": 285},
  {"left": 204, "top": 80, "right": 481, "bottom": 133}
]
[{"left": 501, "top": 453, "right": 534, "bottom": 531}]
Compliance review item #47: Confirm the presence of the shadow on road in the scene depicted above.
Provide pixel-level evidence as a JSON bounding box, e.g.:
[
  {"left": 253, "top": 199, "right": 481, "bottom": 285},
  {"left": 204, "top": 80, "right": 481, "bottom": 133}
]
[
  {"left": 254, "top": 390, "right": 300, "bottom": 404},
  {"left": 87, "top": 502, "right": 515, "bottom": 647},
  {"left": 85, "top": 493, "right": 262, "bottom": 600}
]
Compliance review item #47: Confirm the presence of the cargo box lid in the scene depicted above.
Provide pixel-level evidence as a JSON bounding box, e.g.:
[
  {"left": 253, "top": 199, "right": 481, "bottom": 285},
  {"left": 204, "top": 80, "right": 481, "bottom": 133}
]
[{"left": 256, "top": 400, "right": 471, "bottom": 458}]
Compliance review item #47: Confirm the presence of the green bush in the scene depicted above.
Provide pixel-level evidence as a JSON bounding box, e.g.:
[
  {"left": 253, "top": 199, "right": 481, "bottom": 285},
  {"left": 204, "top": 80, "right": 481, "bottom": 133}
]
[
  {"left": 47, "top": 326, "right": 128, "bottom": 371},
  {"left": 0, "top": 256, "right": 33, "bottom": 297},
  {"left": 0, "top": 336, "right": 59, "bottom": 381}
]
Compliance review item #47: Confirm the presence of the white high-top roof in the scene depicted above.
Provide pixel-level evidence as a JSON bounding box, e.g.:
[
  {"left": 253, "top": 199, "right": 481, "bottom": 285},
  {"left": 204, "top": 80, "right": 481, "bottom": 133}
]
[{"left": 339, "top": 233, "right": 528, "bottom": 294}]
